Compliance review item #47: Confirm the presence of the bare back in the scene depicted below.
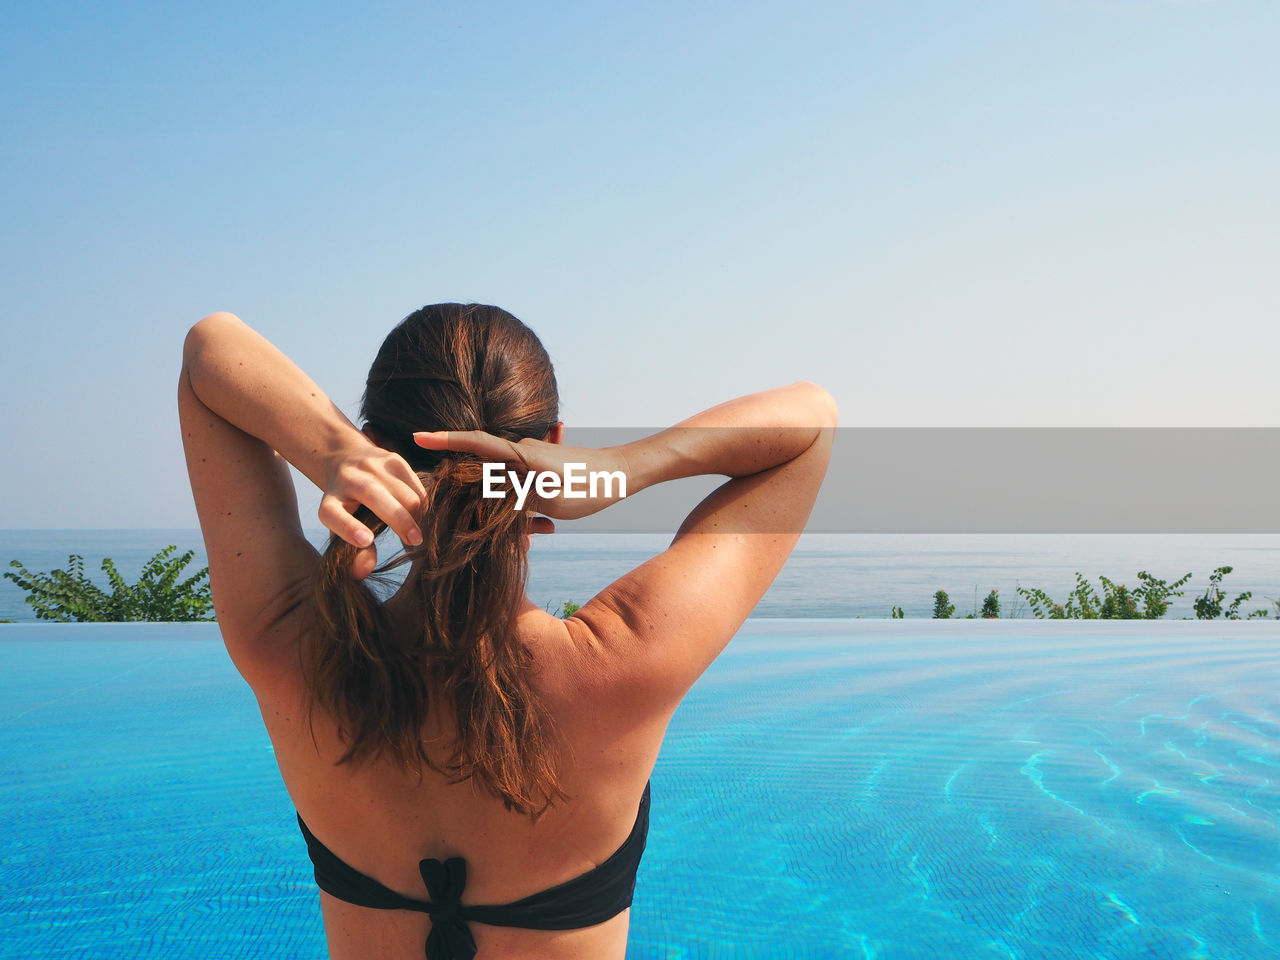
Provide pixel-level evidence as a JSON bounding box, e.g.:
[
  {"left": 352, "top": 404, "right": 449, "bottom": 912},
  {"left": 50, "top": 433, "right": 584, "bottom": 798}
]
[{"left": 252, "top": 602, "right": 671, "bottom": 960}]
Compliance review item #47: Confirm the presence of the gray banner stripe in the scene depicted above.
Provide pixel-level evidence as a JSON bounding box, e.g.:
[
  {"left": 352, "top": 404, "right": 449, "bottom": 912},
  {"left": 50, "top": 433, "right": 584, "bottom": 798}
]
[{"left": 552, "top": 428, "right": 1280, "bottom": 533}]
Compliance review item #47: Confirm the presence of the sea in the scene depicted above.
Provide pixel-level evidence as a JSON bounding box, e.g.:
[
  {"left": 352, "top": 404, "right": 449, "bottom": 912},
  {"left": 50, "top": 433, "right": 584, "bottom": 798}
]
[{"left": 3, "top": 530, "right": 1279, "bottom": 623}]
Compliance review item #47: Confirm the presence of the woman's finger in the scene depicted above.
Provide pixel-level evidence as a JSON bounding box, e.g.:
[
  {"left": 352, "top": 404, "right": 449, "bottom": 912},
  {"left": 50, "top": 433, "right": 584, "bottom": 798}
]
[
  {"left": 374, "top": 462, "right": 427, "bottom": 521},
  {"left": 384, "top": 474, "right": 427, "bottom": 544},
  {"left": 359, "top": 482, "right": 424, "bottom": 547},
  {"left": 350, "top": 544, "right": 378, "bottom": 581},
  {"left": 318, "top": 493, "right": 375, "bottom": 548},
  {"left": 413, "top": 429, "right": 518, "bottom": 463},
  {"left": 387, "top": 455, "right": 428, "bottom": 505}
]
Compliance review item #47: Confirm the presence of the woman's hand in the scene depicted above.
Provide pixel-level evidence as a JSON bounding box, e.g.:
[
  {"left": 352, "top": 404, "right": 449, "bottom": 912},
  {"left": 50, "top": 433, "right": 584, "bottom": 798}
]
[
  {"left": 318, "top": 441, "right": 428, "bottom": 579},
  {"left": 413, "top": 430, "right": 630, "bottom": 521}
]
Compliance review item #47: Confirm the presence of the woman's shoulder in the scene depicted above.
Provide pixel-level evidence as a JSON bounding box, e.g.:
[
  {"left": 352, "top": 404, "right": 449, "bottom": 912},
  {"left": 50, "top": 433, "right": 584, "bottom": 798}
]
[
  {"left": 518, "top": 607, "right": 615, "bottom": 700},
  {"left": 516, "top": 610, "right": 671, "bottom": 792},
  {"left": 527, "top": 607, "right": 683, "bottom": 753}
]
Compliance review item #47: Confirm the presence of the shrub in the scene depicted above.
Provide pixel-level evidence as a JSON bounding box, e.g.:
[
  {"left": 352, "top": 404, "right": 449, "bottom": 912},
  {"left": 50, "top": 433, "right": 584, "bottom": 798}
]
[
  {"left": 3, "top": 546, "right": 214, "bottom": 622},
  {"left": 932, "top": 590, "right": 955, "bottom": 619},
  {"left": 1017, "top": 570, "right": 1193, "bottom": 620},
  {"left": 1192, "top": 565, "right": 1266, "bottom": 620}
]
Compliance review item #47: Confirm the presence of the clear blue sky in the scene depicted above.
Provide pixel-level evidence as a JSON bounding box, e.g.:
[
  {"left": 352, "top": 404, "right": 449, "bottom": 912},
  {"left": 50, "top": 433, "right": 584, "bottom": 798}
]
[{"left": 2, "top": 1, "right": 1277, "bottom": 528}]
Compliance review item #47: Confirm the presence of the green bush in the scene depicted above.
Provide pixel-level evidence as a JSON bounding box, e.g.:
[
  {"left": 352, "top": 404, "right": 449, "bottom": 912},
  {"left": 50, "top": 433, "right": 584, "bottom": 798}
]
[
  {"left": 1015, "top": 570, "right": 1194, "bottom": 620},
  {"left": 545, "top": 600, "right": 580, "bottom": 618},
  {"left": 1192, "top": 565, "right": 1268, "bottom": 620},
  {"left": 3, "top": 546, "right": 214, "bottom": 622},
  {"left": 1011, "top": 567, "right": 1275, "bottom": 620},
  {"left": 901, "top": 566, "right": 1276, "bottom": 620}
]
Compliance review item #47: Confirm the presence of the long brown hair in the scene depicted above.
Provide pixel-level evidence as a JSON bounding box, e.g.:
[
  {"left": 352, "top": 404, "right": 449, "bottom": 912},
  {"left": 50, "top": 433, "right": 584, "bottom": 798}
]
[{"left": 304, "top": 303, "right": 564, "bottom": 817}]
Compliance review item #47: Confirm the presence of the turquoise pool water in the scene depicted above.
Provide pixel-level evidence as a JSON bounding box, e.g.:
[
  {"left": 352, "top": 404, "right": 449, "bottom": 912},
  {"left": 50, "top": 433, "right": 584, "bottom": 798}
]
[{"left": 2, "top": 621, "right": 1278, "bottom": 958}]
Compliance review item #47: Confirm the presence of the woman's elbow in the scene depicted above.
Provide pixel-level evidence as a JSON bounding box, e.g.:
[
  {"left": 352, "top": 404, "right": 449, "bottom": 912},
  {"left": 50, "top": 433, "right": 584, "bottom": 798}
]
[
  {"left": 793, "top": 381, "right": 839, "bottom": 429},
  {"left": 182, "top": 312, "right": 242, "bottom": 366}
]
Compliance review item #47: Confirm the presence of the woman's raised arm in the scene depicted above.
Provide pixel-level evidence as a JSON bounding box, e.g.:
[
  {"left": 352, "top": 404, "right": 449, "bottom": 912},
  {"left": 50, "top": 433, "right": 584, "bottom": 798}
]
[
  {"left": 569, "top": 381, "right": 838, "bottom": 713},
  {"left": 583, "top": 384, "right": 839, "bottom": 686},
  {"left": 427, "top": 382, "right": 837, "bottom": 712},
  {"left": 616, "top": 381, "right": 838, "bottom": 496},
  {"left": 178, "top": 313, "right": 426, "bottom": 676}
]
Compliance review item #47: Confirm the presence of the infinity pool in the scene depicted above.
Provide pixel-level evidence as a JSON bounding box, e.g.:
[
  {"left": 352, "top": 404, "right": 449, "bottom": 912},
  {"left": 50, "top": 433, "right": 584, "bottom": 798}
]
[{"left": 2, "top": 621, "right": 1278, "bottom": 959}]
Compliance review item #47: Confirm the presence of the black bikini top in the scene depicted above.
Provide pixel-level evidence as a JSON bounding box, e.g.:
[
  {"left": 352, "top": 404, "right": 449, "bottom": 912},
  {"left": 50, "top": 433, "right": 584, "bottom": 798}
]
[{"left": 295, "top": 781, "right": 651, "bottom": 960}]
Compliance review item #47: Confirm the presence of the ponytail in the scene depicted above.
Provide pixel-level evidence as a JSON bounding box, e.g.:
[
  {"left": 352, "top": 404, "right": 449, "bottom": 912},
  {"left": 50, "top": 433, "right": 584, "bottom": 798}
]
[{"left": 305, "top": 453, "right": 566, "bottom": 818}]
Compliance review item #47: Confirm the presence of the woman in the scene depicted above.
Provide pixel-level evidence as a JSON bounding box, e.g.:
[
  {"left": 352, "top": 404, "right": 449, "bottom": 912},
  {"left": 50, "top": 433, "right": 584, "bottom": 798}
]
[{"left": 178, "top": 304, "right": 836, "bottom": 960}]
